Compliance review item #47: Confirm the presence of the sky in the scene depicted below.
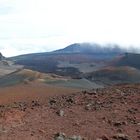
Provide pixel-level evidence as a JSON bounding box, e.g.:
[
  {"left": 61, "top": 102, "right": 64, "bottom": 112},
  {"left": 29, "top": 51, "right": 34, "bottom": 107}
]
[{"left": 0, "top": 0, "right": 140, "bottom": 57}]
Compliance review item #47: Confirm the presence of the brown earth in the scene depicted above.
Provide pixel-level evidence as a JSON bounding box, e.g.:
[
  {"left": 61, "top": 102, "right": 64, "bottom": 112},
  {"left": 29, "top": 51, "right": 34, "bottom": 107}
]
[
  {"left": 0, "top": 82, "right": 79, "bottom": 105},
  {"left": 0, "top": 84, "right": 139, "bottom": 140}
]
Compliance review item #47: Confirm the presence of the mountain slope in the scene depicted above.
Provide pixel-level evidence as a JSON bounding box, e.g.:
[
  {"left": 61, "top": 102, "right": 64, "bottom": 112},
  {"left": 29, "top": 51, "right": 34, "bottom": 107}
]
[
  {"left": 86, "top": 66, "right": 140, "bottom": 85},
  {"left": 0, "top": 52, "right": 5, "bottom": 60},
  {"left": 10, "top": 43, "right": 127, "bottom": 77},
  {"left": 0, "top": 53, "right": 23, "bottom": 77},
  {"left": 0, "top": 69, "right": 67, "bottom": 87},
  {"left": 53, "top": 43, "right": 126, "bottom": 54},
  {"left": 115, "top": 53, "right": 140, "bottom": 69},
  {"left": 7, "top": 44, "right": 140, "bottom": 86}
]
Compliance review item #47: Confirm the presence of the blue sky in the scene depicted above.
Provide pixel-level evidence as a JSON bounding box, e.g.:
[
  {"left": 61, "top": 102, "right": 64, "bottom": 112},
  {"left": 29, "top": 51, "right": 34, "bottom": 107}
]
[{"left": 0, "top": 0, "right": 140, "bottom": 56}]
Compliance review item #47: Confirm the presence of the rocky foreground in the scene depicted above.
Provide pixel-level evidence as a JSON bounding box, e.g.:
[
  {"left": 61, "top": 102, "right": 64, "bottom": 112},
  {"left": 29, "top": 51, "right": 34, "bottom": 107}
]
[{"left": 0, "top": 84, "right": 140, "bottom": 140}]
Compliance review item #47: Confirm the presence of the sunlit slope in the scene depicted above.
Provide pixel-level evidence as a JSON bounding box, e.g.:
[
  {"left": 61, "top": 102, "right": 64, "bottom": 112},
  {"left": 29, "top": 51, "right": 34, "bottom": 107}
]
[{"left": 0, "top": 69, "right": 65, "bottom": 87}]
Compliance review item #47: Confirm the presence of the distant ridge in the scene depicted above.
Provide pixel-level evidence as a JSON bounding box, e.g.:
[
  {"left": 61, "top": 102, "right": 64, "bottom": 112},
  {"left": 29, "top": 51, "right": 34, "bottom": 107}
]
[
  {"left": 0, "top": 52, "right": 5, "bottom": 60},
  {"left": 53, "top": 43, "right": 126, "bottom": 54},
  {"left": 3, "top": 43, "right": 140, "bottom": 86}
]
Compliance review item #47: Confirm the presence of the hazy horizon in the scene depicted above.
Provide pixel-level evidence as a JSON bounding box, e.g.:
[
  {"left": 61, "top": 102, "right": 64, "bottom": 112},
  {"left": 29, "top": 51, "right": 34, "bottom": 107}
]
[{"left": 0, "top": 0, "right": 140, "bottom": 57}]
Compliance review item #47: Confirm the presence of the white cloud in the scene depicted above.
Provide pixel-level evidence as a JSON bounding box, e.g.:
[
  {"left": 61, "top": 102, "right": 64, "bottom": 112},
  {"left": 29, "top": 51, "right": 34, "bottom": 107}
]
[
  {"left": 0, "top": 36, "right": 75, "bottom": 56},
  {"left": 0, "top": 0, "right": 140, "bottom": 56}
]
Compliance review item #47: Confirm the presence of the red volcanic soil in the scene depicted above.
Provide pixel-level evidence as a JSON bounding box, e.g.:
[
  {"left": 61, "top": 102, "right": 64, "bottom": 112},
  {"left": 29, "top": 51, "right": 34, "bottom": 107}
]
[
  {"left": 0, "top": 84, "right": 140, "bottom": 140},
  {"left": 0, "top": 82, "right": 79, "bottom": 105}
]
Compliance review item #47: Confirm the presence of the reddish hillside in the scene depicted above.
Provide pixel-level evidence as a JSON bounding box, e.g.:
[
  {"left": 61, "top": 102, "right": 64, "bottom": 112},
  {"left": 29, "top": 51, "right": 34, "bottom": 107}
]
[{"left": 87, "top": 66, "right": 140, "bottom": 85}]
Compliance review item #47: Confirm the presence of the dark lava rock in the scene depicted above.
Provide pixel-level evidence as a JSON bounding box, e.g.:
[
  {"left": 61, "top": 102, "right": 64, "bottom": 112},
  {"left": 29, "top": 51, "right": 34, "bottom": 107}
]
[
  {"left": 113, "top": 133, "right": 129, "bottom": 140},
  {"left": 0, "top": 52, "right": 4, "bottom": 61},
  {"left": 54, "top": 133, "right": 83, "bottom": 140}
]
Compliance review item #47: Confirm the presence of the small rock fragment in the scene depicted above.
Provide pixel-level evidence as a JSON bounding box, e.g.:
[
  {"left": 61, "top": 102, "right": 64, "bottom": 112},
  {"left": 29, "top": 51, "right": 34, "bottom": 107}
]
[
  {"left": 96, "top": 135, "right": 109, "bottom": 140},
  {"left": 57, "top": 110, "right": 64, "bottom": 117},
  {"left": 70, "top": 135, "right": 82, "bottom": 140},
  {"left": 137, "top": 122, "right": 140, "bottom": 126},
  {"left": 54, "top": 133, "right": 83, "bottom": 140},
  {"left": 54, "top": 133, "right": 66, "bottom": 140},
  {"left": 101, "top": 135, "right": 109, "bottom": 140},
  {"left": 85, "top": 104, "right": 92, "bottom": 110},
  {"left": 113, "top": 133, "right": 129, "bottom": 140}
]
